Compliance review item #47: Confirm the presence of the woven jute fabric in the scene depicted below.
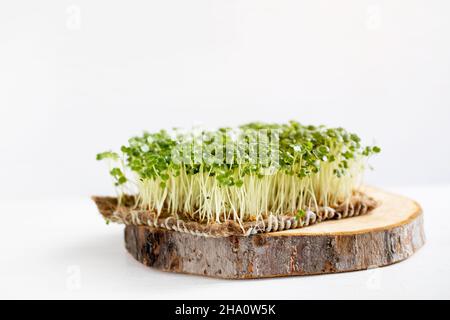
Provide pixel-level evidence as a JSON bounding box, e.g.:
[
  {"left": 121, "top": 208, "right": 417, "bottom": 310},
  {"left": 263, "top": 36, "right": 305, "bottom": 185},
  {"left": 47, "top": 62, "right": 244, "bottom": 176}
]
[{"left": 92, "top": 192, "right": 378, "bottom": 238}]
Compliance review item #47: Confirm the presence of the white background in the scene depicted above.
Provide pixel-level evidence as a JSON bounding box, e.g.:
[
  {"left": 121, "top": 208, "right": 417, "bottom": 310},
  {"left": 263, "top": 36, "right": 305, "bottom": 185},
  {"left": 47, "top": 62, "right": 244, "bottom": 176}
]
[{"left": 0, "top": 1, "right": 449, "bottom": 300}]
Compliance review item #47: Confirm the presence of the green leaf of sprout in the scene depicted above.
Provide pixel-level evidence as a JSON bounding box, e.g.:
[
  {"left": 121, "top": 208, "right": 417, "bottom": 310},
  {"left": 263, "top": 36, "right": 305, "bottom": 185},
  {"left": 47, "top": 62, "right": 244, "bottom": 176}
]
[
  {"left": 295, "top": 209, "right": 306, "bottom": 221},
  {"left": 373, "top": 146, "right": 381, "bottom": 153},
  {"left": 96, "top": 151, "right": 119, "bottom": 161}
]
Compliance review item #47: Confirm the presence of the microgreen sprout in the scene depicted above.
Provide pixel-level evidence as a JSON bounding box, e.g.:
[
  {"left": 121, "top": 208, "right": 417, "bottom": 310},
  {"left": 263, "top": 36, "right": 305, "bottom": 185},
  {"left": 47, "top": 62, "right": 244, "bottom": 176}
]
[
  {"left": 295, "top": 209, "right": 306, "bottom": 221},
  {"left": 97, "top": 121, "right": 380, "bottom": 224},
  {"left": 96, "top": 151, "right": 119, "bottom": 161}
]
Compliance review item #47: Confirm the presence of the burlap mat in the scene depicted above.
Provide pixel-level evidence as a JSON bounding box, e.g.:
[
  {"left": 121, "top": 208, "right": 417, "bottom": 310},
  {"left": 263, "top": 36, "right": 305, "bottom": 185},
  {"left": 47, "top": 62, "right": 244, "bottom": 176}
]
[{"left": 92, "top": 191, "right": 377, "bottom": 238}]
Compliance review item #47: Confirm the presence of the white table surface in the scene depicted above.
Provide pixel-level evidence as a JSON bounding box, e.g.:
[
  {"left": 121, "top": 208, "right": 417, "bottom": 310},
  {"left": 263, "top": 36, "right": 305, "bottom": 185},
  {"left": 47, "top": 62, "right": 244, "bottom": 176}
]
[{"left": 1, "top": 185, "right": 449, "bottom": 300}]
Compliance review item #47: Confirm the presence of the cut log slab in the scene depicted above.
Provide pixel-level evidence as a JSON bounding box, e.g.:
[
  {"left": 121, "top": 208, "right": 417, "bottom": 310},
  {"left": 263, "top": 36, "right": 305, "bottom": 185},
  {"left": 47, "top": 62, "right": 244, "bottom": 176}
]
[{"left": 124, "top": 187, "right": 425, "bottom": 279}]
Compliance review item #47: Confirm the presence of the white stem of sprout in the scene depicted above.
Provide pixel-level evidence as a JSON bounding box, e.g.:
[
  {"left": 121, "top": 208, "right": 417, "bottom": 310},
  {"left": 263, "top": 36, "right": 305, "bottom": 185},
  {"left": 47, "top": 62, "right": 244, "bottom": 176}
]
[{"left": 133, "top": 156, "right": 366, "bottom": 224}]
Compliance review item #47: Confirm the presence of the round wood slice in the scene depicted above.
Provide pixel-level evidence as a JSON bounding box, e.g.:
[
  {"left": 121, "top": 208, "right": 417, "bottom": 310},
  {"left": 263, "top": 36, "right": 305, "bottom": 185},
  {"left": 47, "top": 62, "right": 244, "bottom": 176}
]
[{"left": 124, "top": 187, "right": 425, "bottom": 279}]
